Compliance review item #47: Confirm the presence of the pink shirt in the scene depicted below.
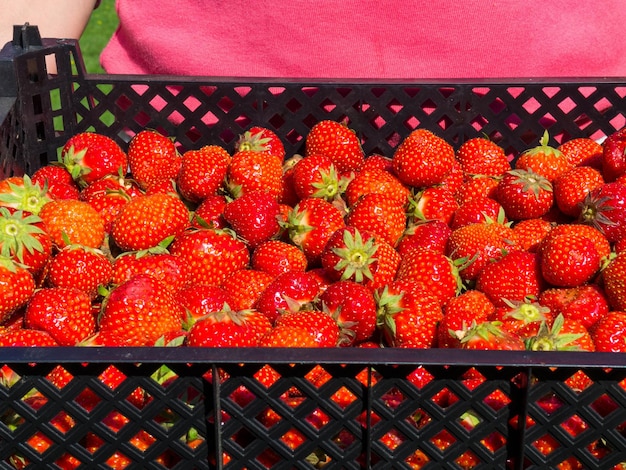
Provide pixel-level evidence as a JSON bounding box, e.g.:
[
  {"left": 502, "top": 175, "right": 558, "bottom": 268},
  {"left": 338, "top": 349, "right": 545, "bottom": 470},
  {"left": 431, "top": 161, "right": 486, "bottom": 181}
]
[{"left": 101, "top": 0, "right": 626, "bottom": 79}]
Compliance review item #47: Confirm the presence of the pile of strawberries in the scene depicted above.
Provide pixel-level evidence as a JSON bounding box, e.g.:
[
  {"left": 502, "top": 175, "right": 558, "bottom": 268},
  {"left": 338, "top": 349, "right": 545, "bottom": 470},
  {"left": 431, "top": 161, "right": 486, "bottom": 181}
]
[{"left": 0, "top": 120, "right": 625, "bottom": 355}]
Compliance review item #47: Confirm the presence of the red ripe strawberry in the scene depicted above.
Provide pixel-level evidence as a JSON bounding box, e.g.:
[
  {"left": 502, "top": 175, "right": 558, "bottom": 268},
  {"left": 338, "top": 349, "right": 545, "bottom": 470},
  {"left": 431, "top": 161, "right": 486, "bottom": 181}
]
[
  {"left": 453, "top": 320, "right": 525, "bottom": 351},
  {"left": 359, "top": 153, "right": 393, "bottom": 173},
  {"left": 495, "top": 169, "right": 554, "bottom": 220},
  {"left": 175, "top": 283, "right": 234, "bottom": 323},
  {"left": 177, "top": 145, "right": 231, "bottom": 202},
  {"left": 491, "top": 298, "right": 553, "bottom": 339},
  {"left": 538, "top": 284, "right": 608, "bottom": 330},
  {"left": 345, "top": 193, "right": 406, "bottom": 246},
  {"left": 111, "top": 247, "right": 190, "bottom": 296},
  {"left": 476, "top": 251, "right": 544, "bottom": 308},
  {"left": 169, "top": 228, "right": 250, "bottom": 286},
  {"left": 39, "top": 198, "right": 105, "bottom": 249},
  {"left": 396, "top": 219, "right": 451, "bottom": 255},
  {"left": 236, "top": 126, "right": 285, "bottom": 161},
  {"left": 258, "top": 323, "right": 321, "bottom": 347},
  {"left": 186, "top": 306, "right": 272, "bottom": 347},
  {"left": 24, "top": 287, "right": 95, "bottom": 345},
  {"left": 47, "top": 245, "right": 113, "bottom": 298},
  {"left": 223, "top": 190, "right": 281, "bottom": 248},
  {"left": 514, "top": 131, "right": 573, "bottom": 182},
  {"left": 0, "top": 207, "right": 52, "bottom": 277},
  {"left": 438, "top": 158, "right": 465, "bottom": 194},
  {"left": 601, "top": 126, "right": 626, "bottom": 181},
  {"left": 601, "top": 251, "right": 626, "bottom": 311},
  {"left": 83, "top": 189, "right": 131, "bottom": 234},
  {"left": 191, "top": 194, "right": 228, "bottom": 229},
  {"left": 127, "top": 130, "right": 182, "bottom": 190},
  {"left": 283, "top": 197, "right": 345, "bottom": 264},
  {"left": 345, "top": 168, "right": 410, "bottom": 207},
  {"left": 553, "top": 165, "right": 605, "bottom": 217},
  {"left": 455, "top": 137, "right": 511, "bottom": 177},
  {"left": 292, "top": 153, "right": 346, "bottom": 201},
  {"left": 99, "top": 274, "right": 184, "bottom": 346},
  {"left": 526, "top": 314, "right": 595, "bottom": 352},
  {"left": 395, "top": 247, "right": 462, "bottom": 306},
  {"left": 226, "top": 149, "right": 283, "bottom": 199},
  {"left": 319, "top": 280, "right": 378, "bottom": 346},
  {"left": 305, "top": 120, "right": 365, "bottom": 174},
  {"left": 446, "top": 221, "right": 520, "bottom": 281},
  {"left": 455, "top": 175, "right": 500, "bottom": 204},
  {"left": 0, "top": 175, "right": 51, "bottom": 215},
  {"left": 320, "top": 226, "right": 378, "bottom": 283},
  {"left": 451, "top": 197, "right": 506, "bottom": 230},
  {"left": 438, "top": 290, "right": 495, "bottom": 348},
  {"left": 274, "top": 308, "right": 340, "bottom": 347},
  {"left": 111, "top": 192, "right": 190, "bottom": 251},
  {"left": 590, "top": 311, "right": 626, "bottom": 352},
  {"left": 79, "top": 172, "right": 142, "bottom": 201},
  {"left": 409, "top": 186, "right": 459, "bottom": 226},
  {"left": 251, "top": 239, "right": 308, "bottom": 277},
  {"left": 60, "top": 132, "right": 127, "bottom": 187},
  {"left": 540, "top": 223, "right": 611, "bottom": 261},
  {"left": 0, "top": 255, "right": 36, "bottom": 323},
  {"left": 254, "top": 270, "right": 320, "bottom": 323},
  {"left": 540, "top": 233, "right": 600, "bottom": 287},
  {"left": 375, "top": 279, "right": 443, "bottom": 348},
  {"left": 0, "top": 328, "right": 58, "bottom": 346},
  {"left": 392, "top": 129, "right": 455, "bottom": 188},
  {"left": 512, "top": 218, "right": 553, "bottom": 252},
  {"left": 220, "top": 268, "right": 275, "bottom": 311},
  {"left": 557, "top": 137, "right": 603, "bottom": 168},
  {"left": 579, "top": 181, "right": 626, "bottom": 243},
  {"left": 31, "top": 164, "right": 80, "bottom": 200}
]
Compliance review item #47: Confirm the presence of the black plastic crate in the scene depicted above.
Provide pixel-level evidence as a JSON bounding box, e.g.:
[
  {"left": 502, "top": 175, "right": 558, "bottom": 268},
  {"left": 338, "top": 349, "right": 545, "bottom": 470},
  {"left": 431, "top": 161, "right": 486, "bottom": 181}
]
[{"left": 2, "top": 26, "right": 626, "bottom": 469}]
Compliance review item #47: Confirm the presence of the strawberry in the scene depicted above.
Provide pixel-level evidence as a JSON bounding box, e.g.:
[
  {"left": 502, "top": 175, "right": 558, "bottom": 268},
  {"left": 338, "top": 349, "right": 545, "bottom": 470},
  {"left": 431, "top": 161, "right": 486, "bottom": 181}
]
[
  {"left": 319, "top": 280, "right": 378, "bottom": 345},
  {"left": 24, "top": 287, "right": 95, "bottom": 345},
  {"left": 409, "top": 185, "right": 459, "bottom": 226},
  {"left": 226, "top": 149, "right": 283, "bottom": 199},
  {"left": 438, "top": 157, "right": 465, "bottom": 194},
  {"left": 220, "top": 268, "right": 275, "bottom": 311},
  {"left": 46, "top": 245, "right": 113, "bottom": 298},
  {"left": 305, "top": 120, "right": 365, "bottom": 174},
  {"left": 251, "top": 239, "right": 308, "bottom": 277},
  {"left": 345, "top": 193, "right": 406, "bottom": 246},
  {"left": 258, "top": 323, "right": 320, "bottom": 347},
  {"left": 601, "top": 251, "right": 626, "bottom": 311},
  {"left": 453, "top": 320, "right": 525, "bottom": 351},
  {"left": 0, "top": 207, "right": 52, "bottom": 277},
  {"left": 438, "top": 289, "right": 495, "bottom": 348},
  {"left": 0, "top": 174, "right": 51, "bottom": 215},
  {"left": 169, "top": 228, "right": 250, "bottom": 286},
  {"left": 526, "top": 314, "right": 595, "bottom": 352},
  {"left": 274, "top": 308, "right": 340, "bottom": 347},
  {"left": 392, "top": 129, "right": 455, "bottom": 188},
  {"left": 395, "top": 247, "right": 462, "bottom": 306},
  {"left": 375, "top": 280, "right": 443, "bottom": 348},
  {"left": 493, "top": 299, "right": 553, "bottom": 339},
  {"left": 514, "top": 131, "right": 573, "bottom": 182},
  {"left": 601, "top": 126, "right": 626, "bottom": 181},
  {"left": 38, "top": 198, "right": 105, "bottom": 249},
  {"left": 175, "top": 283, "right": 234, "bottom": 323},
  {"left": 512, "top": 218, "right": 554, "bottom": 252},
  {"left": 538, "top": 285, "right": 608, "bottom": 331},
  {"left": 0, "top": 328, "right": 58, "bottom": 346},
  {"left": 186, "top": 306, "right": 272, "bottom": 347},
  {"left": 446, "top": 221, "right": 520, "bottom": 281},
  {"left": 552, "top": 165, "right": 605, "bottom": 217},
  {"left": 494, "top": 169, "right": 554, "bottom": 220},
  {"left": 127, "top": 129, "right": 182, "bottom": 190},
  {"left": 176, "top": 145, "right": 231, "bottom": 202},
  {"left": 396, "top": 219, "right": 451, "bottom": 255},
  {"left": 79, "top": 171, "right": 142, "bottom": 202},
  {"left": 236, "top": 126, "right": 285, "bottom": 161},
  {"left": 539, "top": 232, "right": 600, "bottom": 287},
  {"left": 454, "top": 175, "right": 500, "bottom": 204},
  {"left": 292, "top": 153, "right": 346, "bottom": 201},
  {"left": 31, "top": 165, "right": 80, "bottom": 201},
  {"left": 98, "top": 274, "right": 184, "bottom": 346},
  {"left": 590, "top": 311, "right": 626, "bottom": 352},
  {"left": 111, "top": 192, "right": 190, "bottom": 251},
  {"left": 0, "top": 255, "right": 35, "bottom": 323},
  {"left": 475, "top": 250, "right": 544, "bottom": 308},
  {"left": 320, "top": 226, "right": 377, "bottom": 283},
  {"left": 455, "top": 137, "right": 511, "bottom": 177},
  {"left": 283, "top": 197, "right": 345, "bottom": 264},
  {"left": 79, "top": 175, "right": 136, "bottom": 233},
  {"left": 254, "top": 270, "right": 320, "bottom": 323},
  {"left": 344, "top": 167, "right": 410, "bottom": 207},
  {"left": 540, "top": 223, "right": 611, "bottom": 262},
  {"left": 191, "top": 194, "right": 228, "bottom": 229},
  {"left": 60, "top": 132, "right": 127, "bottom": 187},
  {"left": 223, "top": 190, "right": 282, "bottom": 248},
  {"left": 111, "top": 247, "right": 191, "bottom": 296},
  {"left": 557, "top": 137, "right": 603, "bottom": 168},
  {"left": 579, "top": 181, "right": 626, "bottom": 243},
  {"left": 450, "top": 197, "right": 506, "bottom": 230}
]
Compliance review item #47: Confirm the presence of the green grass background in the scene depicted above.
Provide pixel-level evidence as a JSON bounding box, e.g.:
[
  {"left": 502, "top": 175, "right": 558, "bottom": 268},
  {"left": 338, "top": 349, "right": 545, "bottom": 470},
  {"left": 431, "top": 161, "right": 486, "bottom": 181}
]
[{"left": 79, "top": 0, "right": 119, "bottom": 74}]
